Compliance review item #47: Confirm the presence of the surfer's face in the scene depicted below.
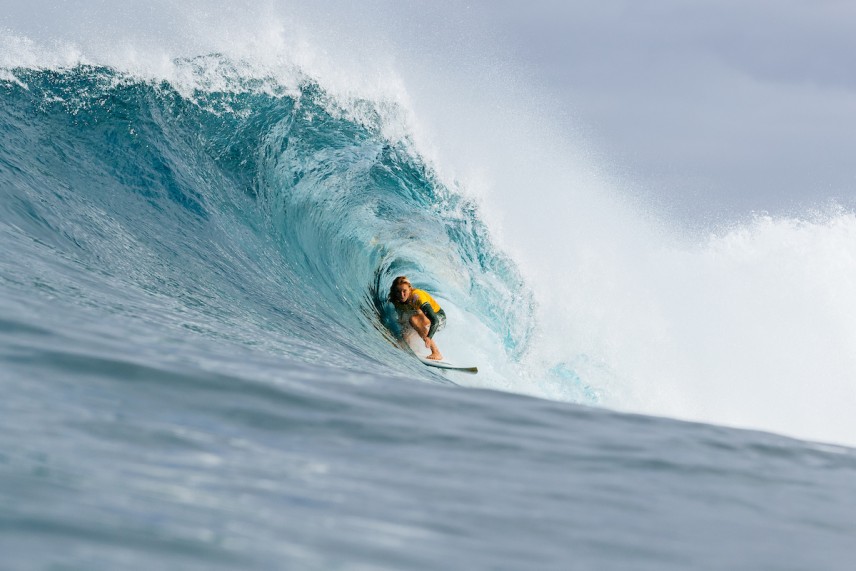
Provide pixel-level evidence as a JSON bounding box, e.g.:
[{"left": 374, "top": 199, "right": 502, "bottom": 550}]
[{"left": 395, "top": 284, "right": 411, "bottom": 302}]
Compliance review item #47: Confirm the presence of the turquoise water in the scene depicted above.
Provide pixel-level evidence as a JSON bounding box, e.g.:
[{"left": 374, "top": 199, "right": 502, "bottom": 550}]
[{"left": 2, "top": 62, "right": 856, "bottom": 570}]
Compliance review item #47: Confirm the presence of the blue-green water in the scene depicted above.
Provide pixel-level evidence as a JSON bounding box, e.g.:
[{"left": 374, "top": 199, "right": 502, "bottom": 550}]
[{"left": 2, "top": 62, "right": 856, "bottom": 570}]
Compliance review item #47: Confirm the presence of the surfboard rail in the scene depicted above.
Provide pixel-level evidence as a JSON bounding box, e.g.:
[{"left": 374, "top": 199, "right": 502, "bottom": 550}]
[{"left": 418, "top": 358, "right": 478, "bottom": 374}]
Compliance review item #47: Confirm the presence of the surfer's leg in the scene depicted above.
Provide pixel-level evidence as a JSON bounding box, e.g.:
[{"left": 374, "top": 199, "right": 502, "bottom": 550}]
[
  {"left": 409, "top": 313, "right": 430, "bottom": 338},
  {"left": 409, "top": 313, "right": 442, "bottom": 359}
]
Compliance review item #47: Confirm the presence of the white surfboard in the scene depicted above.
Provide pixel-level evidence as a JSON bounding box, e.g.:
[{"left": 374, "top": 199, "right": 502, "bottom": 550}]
[{"left": 418, "top": 357, "right": 478, "bottom": 374}]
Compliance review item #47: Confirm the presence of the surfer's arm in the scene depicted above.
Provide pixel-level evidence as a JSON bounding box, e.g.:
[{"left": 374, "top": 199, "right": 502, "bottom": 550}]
[{"left": 420, "top": 302, "right": 440, "bottom": 339}]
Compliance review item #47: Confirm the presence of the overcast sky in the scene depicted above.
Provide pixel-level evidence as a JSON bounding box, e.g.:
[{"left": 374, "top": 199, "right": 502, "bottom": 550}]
[
  {"left": 482, "top": 0, "right": 856, "bottom": 220},
  {"left": 3, "top": 0, "right": 855, "bottom": 222}
]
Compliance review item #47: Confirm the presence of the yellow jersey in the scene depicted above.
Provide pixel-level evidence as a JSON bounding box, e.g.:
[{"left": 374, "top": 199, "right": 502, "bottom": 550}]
[{"left": 395, "top": 288, "right": 442, "bottom": 313}]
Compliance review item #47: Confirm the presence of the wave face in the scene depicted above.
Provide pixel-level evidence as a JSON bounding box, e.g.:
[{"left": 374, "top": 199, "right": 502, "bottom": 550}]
[{"left": 1, "top": 61, "right": 533, "bottom": 379}]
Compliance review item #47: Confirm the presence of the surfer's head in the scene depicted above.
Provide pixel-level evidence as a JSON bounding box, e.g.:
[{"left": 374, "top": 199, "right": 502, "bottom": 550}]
[{"left": 389, "top": 276, "right": 412, "bottom": 303}]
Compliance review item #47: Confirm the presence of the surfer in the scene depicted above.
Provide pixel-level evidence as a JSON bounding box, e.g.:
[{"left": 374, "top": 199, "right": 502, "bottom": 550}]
[{"left": 389, "top": 276, "right": 446, "bottom": 360}]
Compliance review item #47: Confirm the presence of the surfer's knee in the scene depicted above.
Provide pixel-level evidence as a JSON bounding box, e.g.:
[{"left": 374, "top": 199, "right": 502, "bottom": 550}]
[{"left": 409, "top": 313, "right": 428, "bottom": 329}]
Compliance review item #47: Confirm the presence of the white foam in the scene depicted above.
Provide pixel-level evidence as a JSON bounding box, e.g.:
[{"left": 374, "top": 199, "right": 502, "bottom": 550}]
[{"left": 524, "top": 208, "right": 856, "bottom": 446}]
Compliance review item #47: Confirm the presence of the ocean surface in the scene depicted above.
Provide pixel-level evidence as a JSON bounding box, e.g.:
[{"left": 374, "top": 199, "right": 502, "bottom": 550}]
[{"left": 3, "top": 59, "right": 856, "bottom": 570}]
